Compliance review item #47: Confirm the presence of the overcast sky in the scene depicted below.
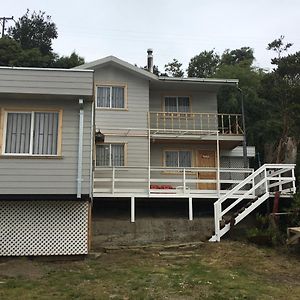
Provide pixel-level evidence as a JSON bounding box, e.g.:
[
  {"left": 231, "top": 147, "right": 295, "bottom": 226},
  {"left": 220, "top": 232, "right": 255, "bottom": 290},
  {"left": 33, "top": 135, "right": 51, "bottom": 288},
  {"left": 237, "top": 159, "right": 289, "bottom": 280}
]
[{"left": 2, "top": 0, "right": 299, "bottom": 72}]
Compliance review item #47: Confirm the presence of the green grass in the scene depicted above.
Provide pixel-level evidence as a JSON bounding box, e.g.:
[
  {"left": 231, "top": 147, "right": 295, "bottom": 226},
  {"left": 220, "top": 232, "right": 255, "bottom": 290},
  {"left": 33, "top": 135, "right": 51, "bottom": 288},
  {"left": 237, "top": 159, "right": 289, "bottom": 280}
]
[{"left": 0, "top": 241, "right": 300, "bottom": 300}]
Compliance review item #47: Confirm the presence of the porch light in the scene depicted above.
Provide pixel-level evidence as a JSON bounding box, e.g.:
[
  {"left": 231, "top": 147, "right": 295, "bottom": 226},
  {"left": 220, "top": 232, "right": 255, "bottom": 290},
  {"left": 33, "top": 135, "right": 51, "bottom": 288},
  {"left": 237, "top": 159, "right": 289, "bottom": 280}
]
[{"left": 95, "top": 130, "right": 105, "bottom": 143}]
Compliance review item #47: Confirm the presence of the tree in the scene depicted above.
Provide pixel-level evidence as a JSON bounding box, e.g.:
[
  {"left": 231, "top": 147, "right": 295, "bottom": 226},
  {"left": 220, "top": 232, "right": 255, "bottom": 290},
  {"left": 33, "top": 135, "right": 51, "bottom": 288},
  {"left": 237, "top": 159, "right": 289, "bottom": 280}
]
[
  {"left": 220, "top": 47, "right": 254, "bottom": 67},
  {"left": 8, "top": 9, "right": 58, "bottom": 56},
  {"left": 0, "top": 37, "right": 52, "bottom": 67},
  {"left": 52, "top": 52, "right": 85, "bottom": 69},
  {"left": 0, "top": 10, "right": 84, "bottom": 68},
  {"left": 267, "top": 35, "right": 293, "bottom": 62},
  {"left": 164, "top": 59, "right": 184, "bottom": 77},
  {"left": 259, "top": 50, "right": 300, "bottom": 163},
  {"left": 187, "top": 50, "right": 220, "bottom": 78}
]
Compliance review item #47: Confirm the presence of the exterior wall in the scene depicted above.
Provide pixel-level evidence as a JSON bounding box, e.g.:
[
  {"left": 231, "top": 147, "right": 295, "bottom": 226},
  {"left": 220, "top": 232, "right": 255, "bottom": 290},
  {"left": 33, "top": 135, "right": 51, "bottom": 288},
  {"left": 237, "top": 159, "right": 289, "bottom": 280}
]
[
  {"left": 0, "top": 68, "right": 93, "bottom": 96},
  {"left": 149, "top": 89, "right": 217, "bottom": 113},
  {"left": 0, "top": 97, "right": 93, "bottom": 196},
  {"left": 94, "top": 66, "right": 149, "bottom": 129}
]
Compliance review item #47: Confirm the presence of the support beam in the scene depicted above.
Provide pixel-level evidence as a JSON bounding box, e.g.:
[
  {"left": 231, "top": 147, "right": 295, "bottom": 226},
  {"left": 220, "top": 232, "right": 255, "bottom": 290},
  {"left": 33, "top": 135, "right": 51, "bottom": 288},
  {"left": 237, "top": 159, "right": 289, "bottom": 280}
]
[
  {"left": 189, "top": 197, "right": 193, "bottom": 221},
  {"left": 131, "top": 196, "right": 135, "bottom": 223}
]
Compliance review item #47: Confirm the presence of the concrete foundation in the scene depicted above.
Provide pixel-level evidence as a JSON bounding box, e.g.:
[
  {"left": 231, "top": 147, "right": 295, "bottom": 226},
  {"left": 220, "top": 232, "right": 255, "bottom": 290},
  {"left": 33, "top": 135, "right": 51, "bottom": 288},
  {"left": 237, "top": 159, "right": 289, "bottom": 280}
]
[{"left": 91, "top": 198, "right": 215, "bottom": 249}]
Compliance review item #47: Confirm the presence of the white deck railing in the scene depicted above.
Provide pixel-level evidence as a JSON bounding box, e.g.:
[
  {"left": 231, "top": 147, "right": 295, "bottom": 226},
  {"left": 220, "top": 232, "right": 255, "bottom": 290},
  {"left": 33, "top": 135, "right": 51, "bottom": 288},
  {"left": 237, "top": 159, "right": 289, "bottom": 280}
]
[
  {"left": 93, "top": 166, "right": 254, "bottom": 197},
  {"left": 148, "top": 112, "right": 244, "bottom": 135}
]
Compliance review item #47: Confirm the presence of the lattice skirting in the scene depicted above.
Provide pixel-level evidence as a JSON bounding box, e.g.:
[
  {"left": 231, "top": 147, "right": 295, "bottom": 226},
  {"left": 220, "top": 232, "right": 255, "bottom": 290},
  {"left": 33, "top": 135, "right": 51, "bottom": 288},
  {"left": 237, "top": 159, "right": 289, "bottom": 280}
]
[{"left": 0, "top": 200, "right": 89, "bottom": 256}]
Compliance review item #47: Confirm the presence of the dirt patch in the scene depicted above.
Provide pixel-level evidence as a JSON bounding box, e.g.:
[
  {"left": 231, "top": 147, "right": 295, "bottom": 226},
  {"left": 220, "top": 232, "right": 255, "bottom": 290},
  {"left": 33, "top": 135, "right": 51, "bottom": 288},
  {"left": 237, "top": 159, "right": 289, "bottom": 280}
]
[{"left": 0, "top": 258, "right": 44, "bottom": 279}]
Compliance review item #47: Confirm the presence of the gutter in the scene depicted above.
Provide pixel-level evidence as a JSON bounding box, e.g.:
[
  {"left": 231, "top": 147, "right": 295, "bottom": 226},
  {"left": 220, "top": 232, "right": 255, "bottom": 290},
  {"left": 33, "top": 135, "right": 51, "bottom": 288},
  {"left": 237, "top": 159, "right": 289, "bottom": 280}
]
[{"left": 77, "top": 99, "right": 84, "bottom": 198}]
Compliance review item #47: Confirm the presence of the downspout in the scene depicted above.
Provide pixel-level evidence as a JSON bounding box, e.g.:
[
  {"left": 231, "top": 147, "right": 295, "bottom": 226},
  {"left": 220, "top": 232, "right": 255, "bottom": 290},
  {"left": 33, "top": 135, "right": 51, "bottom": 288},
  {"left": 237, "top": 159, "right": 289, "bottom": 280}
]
[
  {"left": 77, "top": 98, "right": 84, "bottom": 198},
  {"left": 237, "top": 86, "right": 248, "bottom": 168},
  {"left": 89, "top": 100, "right": 95, "bottom": 199}
]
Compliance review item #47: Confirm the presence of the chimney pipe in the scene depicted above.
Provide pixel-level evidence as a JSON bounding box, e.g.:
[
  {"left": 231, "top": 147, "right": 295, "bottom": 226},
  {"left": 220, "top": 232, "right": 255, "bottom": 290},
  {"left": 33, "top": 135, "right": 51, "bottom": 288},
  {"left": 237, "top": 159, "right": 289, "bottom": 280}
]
[{"left": 147, "top": 48, "right": 153, "bottom": 73}]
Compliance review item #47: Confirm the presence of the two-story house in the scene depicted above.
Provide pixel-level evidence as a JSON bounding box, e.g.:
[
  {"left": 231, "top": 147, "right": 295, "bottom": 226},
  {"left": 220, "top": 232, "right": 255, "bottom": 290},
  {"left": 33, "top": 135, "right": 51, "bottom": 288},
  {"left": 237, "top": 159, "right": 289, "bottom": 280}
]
[
  {"left": 0, "top": 51, "right": 296, "bottom": 257},
  {"left": 77, "top": 50, "right": 296, "bottom": 242}
]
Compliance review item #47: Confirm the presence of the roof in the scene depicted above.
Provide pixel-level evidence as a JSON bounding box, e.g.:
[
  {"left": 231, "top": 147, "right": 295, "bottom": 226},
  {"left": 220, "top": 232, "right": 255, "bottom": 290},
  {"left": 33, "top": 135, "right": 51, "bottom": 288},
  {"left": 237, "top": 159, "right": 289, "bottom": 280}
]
[
  {"left": 74, "top": 56, "right": 158, "bottom": 80},
  {"left": 75, "top": 56, "right": 239, "bottom": 86}
]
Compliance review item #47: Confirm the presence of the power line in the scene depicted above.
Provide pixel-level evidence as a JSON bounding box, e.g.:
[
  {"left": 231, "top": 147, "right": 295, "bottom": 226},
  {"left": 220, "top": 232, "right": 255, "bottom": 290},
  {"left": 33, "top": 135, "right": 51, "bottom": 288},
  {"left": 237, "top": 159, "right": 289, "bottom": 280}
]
[{"left": 0, "top": 16, "right": 14, "bottom": 37}]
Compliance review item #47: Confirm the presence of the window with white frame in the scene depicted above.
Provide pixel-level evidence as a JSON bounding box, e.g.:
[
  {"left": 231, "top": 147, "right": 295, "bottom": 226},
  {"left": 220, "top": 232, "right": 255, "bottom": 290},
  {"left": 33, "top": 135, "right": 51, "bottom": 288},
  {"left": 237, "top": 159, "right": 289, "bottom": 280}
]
[
  {"left": 165, "top": 150, "right": 192, "bottom": 168},
  {"left": 164, "top": 96, "right": 190, "bottom": 112},
  {"left": 4, "top": 111, "right": 59, "bottom": 155},
  {"left": 96, "top": 144, "right": 125, "bottom": 166},
  {"left": 96, "top": 86, "right": 125, "bottom": 109}
]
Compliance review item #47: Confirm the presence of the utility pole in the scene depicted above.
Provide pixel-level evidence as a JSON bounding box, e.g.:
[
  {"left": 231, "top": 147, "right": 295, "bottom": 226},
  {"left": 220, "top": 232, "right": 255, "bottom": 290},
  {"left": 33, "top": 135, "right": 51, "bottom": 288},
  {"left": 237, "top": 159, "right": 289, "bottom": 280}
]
[{"left": 0, "top": 16, "right": 14, "bottom": 37}]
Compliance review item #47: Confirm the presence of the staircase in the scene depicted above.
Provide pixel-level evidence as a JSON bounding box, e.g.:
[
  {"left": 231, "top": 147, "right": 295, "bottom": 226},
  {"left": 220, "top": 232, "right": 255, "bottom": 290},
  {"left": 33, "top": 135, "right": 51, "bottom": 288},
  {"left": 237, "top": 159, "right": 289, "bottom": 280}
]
[{"left": 209, "top": 164, "right": 296, "bottom": 242}]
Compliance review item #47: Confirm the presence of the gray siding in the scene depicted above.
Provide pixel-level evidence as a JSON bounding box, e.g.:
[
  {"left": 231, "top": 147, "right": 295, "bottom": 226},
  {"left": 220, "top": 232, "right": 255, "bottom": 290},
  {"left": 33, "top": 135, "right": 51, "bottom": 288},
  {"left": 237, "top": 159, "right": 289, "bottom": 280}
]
[
  {"left": 0, "top": 68, "right": 93, "bottom": 96},
  {"left": 94, "top": 66, "right": 149, "bottom": 129},
  {"left": 149, "top": 90, "right": 217, "bottom": 113},
  {"left": 0, "top": 97, "right": 93, "bottom": 195}
]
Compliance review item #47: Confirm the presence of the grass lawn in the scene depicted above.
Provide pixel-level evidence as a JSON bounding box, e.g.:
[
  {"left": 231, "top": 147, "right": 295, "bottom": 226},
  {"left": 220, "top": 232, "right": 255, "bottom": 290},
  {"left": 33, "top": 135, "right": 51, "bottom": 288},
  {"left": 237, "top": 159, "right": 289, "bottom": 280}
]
[{"left": 0, "top": 241, "right": 300, "bottom": 299}]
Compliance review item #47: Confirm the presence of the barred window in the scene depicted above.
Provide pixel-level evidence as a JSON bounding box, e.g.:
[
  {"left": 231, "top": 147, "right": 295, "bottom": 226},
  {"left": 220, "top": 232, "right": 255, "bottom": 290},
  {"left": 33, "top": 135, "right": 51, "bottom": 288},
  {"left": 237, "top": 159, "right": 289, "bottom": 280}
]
[
  {"left": 4, "top": 111, "right": 59, "bottom": 155},
  {"left": 96, "top": 144, "right": 125, "bottom": 167}
]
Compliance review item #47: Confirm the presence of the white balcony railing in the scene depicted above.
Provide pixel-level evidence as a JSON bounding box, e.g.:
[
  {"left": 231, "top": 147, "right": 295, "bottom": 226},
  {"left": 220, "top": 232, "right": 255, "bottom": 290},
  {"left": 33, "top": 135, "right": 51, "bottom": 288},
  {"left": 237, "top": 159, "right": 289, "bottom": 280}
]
[
  {"left": 93, "top": 166, "right": 254, "bottom": 197},
  {"left": 148, "top": 112, "right": 244, "bottom": 135}
]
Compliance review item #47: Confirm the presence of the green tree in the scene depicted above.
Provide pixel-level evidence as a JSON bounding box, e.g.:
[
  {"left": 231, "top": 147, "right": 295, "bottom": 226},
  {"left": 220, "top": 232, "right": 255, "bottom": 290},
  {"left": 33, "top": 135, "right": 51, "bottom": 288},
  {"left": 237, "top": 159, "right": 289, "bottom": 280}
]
[
  {"left": 220, "top": 47, "right": 254, "bottom": 67},
  {"left": 52, "top": 52, "right": 85, "bottom": 68},
  {"left": 164, "top": 59, "right": 184, "bottom": 77},
  {"left": 259, "top": 51, "right": 300, "bottom": 163},
  {"left": 8, "top": 9, "right": 58, "bottom": 56},
  {"left": 187, "top": 50, "right": 220, "bottom": 78}
]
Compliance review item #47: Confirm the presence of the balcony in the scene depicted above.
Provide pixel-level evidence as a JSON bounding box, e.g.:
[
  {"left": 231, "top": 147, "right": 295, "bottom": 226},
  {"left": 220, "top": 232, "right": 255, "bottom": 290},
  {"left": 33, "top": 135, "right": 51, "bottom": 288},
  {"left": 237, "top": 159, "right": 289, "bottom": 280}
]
[{"left": 148, "top": 112, "right": 244, "bottom": 136}]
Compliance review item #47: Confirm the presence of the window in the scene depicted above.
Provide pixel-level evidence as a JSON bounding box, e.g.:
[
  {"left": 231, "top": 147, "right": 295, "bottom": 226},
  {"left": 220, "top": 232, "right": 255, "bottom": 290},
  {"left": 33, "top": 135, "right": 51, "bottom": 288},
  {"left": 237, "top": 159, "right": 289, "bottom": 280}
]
[
  {"left": 96, "top": 86, "right": 125, "bottom": 109},
  {"left": 4, "top": 111, "right": 60, "bottom": 155},
  {"left": 164, "top": 96, "right": 190, "bottom": 112},
  {"left": 96, "top": 144, "right": 125, "bottom": 166},
  {"left": 165, "top": 150, "right": 192, "bottom": 167}
]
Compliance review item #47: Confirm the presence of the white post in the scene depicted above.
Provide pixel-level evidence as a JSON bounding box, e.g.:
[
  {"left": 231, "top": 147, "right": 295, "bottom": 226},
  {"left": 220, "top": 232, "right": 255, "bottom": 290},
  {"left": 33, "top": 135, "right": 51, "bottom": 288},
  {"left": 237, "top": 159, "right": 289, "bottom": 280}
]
[
  {"left": 292, "top": 168, "right": 296, "bottom": 193},
  {"left": 264, "top": 167, "right": 268, "bottom": 193},
  {"left": 183, "top": 168, "right": 186, "bottom": 193},
  {"left": 148, "top": 127, "right": 151, "bottom": 196},
  {"left": 131, "top": 196, "right": 135, "bottom": 223},
  {"left": 279, "top": 173, "right": 282, "bottom": 192},
  {"left": 188, "top": 197, "right": 193, "bottom": 221},
  {"left": 112, "top": 167, "right": 115, "bottom": 195},
  {"left": 214, "top": 202, "right": 221, "bottom": 242},
  {"left": 216, "top": 131, "right": 220, "bottom": 198}
]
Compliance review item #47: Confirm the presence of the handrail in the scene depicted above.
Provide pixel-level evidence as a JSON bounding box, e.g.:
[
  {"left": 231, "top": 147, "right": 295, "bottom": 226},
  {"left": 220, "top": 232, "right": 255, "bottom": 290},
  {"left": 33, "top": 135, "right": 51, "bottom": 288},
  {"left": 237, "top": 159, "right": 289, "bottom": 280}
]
[
  {"left": 148, "top": 112, "right": 244, "bottom": 135},
  {"left": 211, "top": 163, "right": 296, "bottom": 242}
]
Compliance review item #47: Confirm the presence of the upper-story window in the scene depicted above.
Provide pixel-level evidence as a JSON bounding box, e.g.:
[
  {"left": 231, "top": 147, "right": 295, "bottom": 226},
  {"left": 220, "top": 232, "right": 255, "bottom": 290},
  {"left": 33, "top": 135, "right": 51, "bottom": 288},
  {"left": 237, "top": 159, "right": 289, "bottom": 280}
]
[
  {"left": 164, "top": 96, "right": 190, "bottom": 112},
  {"left": 96, "top": 85, "right": 126, "bottom": 109},
  {"left": 3, "top": 111, "right": 60, "bottom": 156}
]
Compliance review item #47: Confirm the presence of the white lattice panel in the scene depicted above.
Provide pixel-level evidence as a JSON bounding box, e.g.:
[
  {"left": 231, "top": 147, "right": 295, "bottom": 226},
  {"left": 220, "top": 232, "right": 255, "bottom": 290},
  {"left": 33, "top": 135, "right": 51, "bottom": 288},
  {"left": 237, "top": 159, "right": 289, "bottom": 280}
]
[{"left": 0, "top": 200, "right": 89, "bottom": 256}]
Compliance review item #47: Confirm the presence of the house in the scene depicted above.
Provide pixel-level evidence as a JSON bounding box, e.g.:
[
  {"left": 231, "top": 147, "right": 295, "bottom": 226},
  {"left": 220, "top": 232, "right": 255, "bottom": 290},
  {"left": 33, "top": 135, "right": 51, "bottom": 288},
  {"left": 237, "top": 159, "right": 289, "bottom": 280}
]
[
  {"left": 0, "top": 66, "right": 94, "bottom": 256},
  {"left": 0, "top": 51, "right": 296, "bottom": 256},
  {"left": 77, "top": 50, "right": 296, "bottom": 241}
]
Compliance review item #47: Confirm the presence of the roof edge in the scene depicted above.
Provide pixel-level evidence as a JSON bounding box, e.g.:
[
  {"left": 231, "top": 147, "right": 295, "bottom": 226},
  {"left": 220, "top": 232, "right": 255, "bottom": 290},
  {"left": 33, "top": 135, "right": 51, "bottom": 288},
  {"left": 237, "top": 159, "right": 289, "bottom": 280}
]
[{"left": 0, "top": 66, "right": 94, "bottom": 72}]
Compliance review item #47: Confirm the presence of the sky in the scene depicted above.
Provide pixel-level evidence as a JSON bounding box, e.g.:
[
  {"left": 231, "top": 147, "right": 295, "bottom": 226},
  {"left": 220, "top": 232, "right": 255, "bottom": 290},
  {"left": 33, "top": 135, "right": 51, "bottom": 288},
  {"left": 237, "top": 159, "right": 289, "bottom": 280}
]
[{"left": 2, "top": 0, "right": 300, "bottom": 72}]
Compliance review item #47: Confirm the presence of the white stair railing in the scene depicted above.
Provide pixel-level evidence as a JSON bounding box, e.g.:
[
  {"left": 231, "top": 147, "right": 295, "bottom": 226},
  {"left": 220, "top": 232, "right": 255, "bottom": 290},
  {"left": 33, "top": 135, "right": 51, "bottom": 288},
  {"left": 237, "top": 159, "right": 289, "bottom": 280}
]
[{"left": 210, "top": 164, "right": 296, "bottom": 242}]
